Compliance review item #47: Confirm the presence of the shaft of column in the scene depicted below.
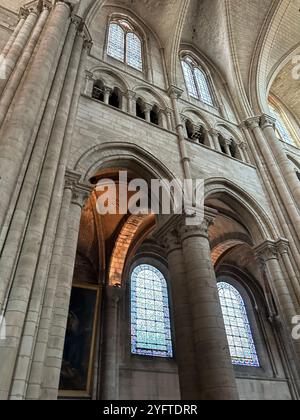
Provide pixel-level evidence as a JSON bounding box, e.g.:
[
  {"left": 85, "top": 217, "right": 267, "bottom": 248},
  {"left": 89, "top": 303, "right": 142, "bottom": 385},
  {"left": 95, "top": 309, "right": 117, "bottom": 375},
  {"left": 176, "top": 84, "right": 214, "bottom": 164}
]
[
  {"left": 1, "top": 30, "right": 84, "bottom": 400},
  {"left": 0, "top": 16, "right": 77, "bottom": 315},
  {"left": 23, "top": 40, "right": 89, "bottom": 399},
  {"left": 25, "top": 174, "right": 77, "bottom": 400},
  {"left": 261, "top": 114, "right": 300, "bottom": 208},
  {"left": 247, "top": 119, "right": 300, "bottom": 244},
  {"left": 164, "top": 231, "right": 200, "bottom": 399},
  {"left": 180, "top": 214, "right": 239, "bottom": 400},
  {"left": 0, "top": 1, "right": 71, "bottom": 238},
  {"left": 41, "top": 184, "right": 91, "bottom": 400},
  {"left": 101, "top": 286, "right": 123, "bottom": 400},
  {"left": 243, "top": 120, "right": 300, "bottom": 273},
  {"left": 255, "top": 241, "right": 300, "bottom": 361},
  {"left": 209, "top": 129, "right": 222, "bottom": 152},
  {"left": 0, "top": 7, "right": 50, "bottom": 128},
  {"left": 1, "top": 14, "right": 26, "bottom": 57},
  {"left": 0, "top": 10, "right": 38, "bottom": 94},
  {"left": 168, "top": 86, "right": 192, "bottom": 181},
  {"left": 104, "top": 86, "right": 111, "bottom": 104},
  {"left": 277, "top": 240, "right": 300, "bottom": 309}
]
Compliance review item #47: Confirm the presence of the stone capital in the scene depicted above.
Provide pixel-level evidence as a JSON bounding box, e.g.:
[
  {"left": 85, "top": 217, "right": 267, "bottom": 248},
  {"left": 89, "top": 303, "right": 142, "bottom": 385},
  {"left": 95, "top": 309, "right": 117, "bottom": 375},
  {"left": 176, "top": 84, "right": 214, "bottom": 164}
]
[
  {"left": 103, "top": 86, "right": 112, "bottom": 94},
  {"left": 64, "top": 169, "right": 82, "bottom": 191},
  {"left": 260, "top": 114, "right": 276, "bottom": 130},
  {"left": 144, "top": 102, "right": 153, "bottom": 112},
  {"left": 127, "top": 90, "right": 136, "bottom": 100},
  {"left": 208, "top": 128, "right": 219, "bottom": 137},
  {"left": 168, "top": 85, "right": 184, "bottom": 100},
  {"left": 160, "top": 229, "right": 181, "bottom": 255},
  {"left": 179, "top": 209, "right": 216, "bottom": 242},
  {"left": 244, "top": 117, "right": 260, "bottom": 131},
  {"left": 106, "top": 284, "right": 124, "bottom": 302},
  {"left": 71, "top": 182, "right": 93, "bottom": 208},
  {"left": 254, "top": 240, "right": 278, "bottom": 266},
  {"left": 276, "top": 238, "right": 290, "bottom": 255}
]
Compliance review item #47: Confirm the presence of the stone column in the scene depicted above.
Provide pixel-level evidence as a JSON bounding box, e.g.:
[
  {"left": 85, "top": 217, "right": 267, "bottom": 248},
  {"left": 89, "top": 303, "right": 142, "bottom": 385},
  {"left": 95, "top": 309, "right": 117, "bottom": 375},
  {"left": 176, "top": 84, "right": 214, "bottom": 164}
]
[
  {"left": 165, "top": 107, "right": 173, "bottom": 131},
  {"left": 0, "top": 16, "right": 81, "bottom": 314},
  {"left": 1, "top": 12, "right": 26, "bottom": 57},
  {"left": 0, "top": 1, "right": 71, "bottom": 236},
  {"left": 41, "top": 182, "right": 92, "bottom": 400},
  {"left": 276, "top": 239, "right": 300, "bottom": 311},
  {"left": 239, "top": 142, "right": 251, "bottom": 164},
  {"left": 245, "top": 118, "right": 300, "bottom": 243},
  {"left": 127, "top": 90, "right": 136, "bottom": 115},
  {"left": 0, "top": 6, "right": 50, "bottom": 127},
  {"left": 101, "top": 285, "right": 123, "bottom": 400},
  {"left": 209, "top": 128, "right": 222, "bottom": 152},
  {"left": 5, "top": 26, "right": 87, "bottom": 400},
  {"left": 179, "top": 212, "right": 238, "bottom": 400},
  {"left": 84, "top": 71, "right": 94, "bottom": 97},
  {"left": 162, "top": 228, "right": 200, "bottom": 399},
  {"left": 224, "top": 139, "right": 232, "bottom": 157},
  {"left": 0, "top": 9, "right": 38, "bottom": 94},
  {"left": 144, "top": 103, "right": 152, "bottom": 123},
  {"left": 168, "top": 86, "right": 192, "bottom": 181},
  {"left": 24, "top": 172, "right": 80, "bottom": 400},
  {"left": 255, "top": 241, "right": 300, "bottom": 360},
  {"left": 104, "top": 86, "right": 112, "bottom": 105},
  {"left": 261, "top": 114, "right": 300, "bottom": 208}
]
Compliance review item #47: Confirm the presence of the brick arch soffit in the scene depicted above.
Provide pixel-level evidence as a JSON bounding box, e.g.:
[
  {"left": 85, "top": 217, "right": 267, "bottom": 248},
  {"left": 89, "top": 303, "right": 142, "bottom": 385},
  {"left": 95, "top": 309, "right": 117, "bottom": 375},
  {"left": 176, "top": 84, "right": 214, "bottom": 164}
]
[{"left": 108, "top": 214, "right": 156, "bottom": 287}]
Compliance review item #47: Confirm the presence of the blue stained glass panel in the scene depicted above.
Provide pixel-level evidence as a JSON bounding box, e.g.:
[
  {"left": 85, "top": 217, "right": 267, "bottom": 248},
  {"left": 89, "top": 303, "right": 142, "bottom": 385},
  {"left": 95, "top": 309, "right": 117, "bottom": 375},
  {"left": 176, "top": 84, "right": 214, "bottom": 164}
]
[
  {"left": 182, "top": 61, "right": 198, "bottom": 99},
  {"left": 194, "top": 67, "right": 214, "bottom": 106},
  {"left": 126, "top": 32, "right": 143, "bottom": 71},
  {"left": 107, "top": 23, "right": 125, "bottom": 62},
  {"left": 218, "top": 282, "right": 260, "bottom": 367},
  {"left": 131, "top": 264, "right": 173, "bottom": 358}
]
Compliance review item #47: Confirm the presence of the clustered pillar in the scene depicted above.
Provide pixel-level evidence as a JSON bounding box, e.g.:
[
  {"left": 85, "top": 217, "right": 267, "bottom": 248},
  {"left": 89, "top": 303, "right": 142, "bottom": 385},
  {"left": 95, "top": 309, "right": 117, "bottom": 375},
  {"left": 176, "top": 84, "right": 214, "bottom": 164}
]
[
  {"left": 158, "top": 211, "right": 239, "bottom": 400},
  {"left": 0, "top": 1, "right": 92, "bottom": 401}
]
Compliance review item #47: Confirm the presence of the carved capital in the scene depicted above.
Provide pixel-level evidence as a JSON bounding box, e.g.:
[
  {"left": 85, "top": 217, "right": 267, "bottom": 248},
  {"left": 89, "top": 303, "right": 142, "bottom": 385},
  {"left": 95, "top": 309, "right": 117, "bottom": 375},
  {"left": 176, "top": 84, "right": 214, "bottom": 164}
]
[
  {"left": 208, "top": 128, "right": 219, "bottom": 137},
  {"left": 168, "top": 85, "right": 184, "bottom": 100},
  {"left": 276, "top": 238, "right": 290, "bottom": 255},
  {"left": 244, "top": 117, "right": 260, "bottom": 131},
  {"left": 71, "top": 182, "right": 93, "bottom": 208},
  {"left": 127, "top": 90, "right": 136, "bottom": 100},
  {"left": 106, "top": 284, "right": 124, "bottom": 302},
  {"left": 179, "top": 208, "right": 217, "bottom": 241},
  {"left": 161, "top": 229, "right": 181, "bottom": 254},
  {"left": 254, "top": 240, "right": 278, "bottom": 267},
  {"left": 260, "top": 114, "right": 276, "bottom": 130},
  {"left": 64, "top": 169, "right": 81, "bottom": 191}
]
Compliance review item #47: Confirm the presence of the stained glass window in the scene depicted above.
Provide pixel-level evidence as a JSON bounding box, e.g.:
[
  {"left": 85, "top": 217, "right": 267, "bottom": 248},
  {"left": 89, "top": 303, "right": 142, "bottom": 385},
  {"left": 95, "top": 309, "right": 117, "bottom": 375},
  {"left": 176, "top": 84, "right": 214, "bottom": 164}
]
[
  {"left": 107, "top": 23, "right": 125, "bottom": 62},
  {"left": 126, "top": 33, "right": 143, "bottom": 71},
  {"left": 107, "top": 20, "right": 143, "bottom": 71},
  {"left": 182, "top": 61, "right": 198, "bottom": 99},
  {"left": 194, "top": 68, "right": 214, "bottom": 106},
  {"left": 131, "top": 264, "right": 173, "bottom": 358},
  {"left": 269, "top": 105, "right": 294, "bottom": 145},
  {"left": 182, "top": 57, "right": 214, "bottom": 106},
  {"left": 218, "top": 282, "right": 260, "bottom": 367}
]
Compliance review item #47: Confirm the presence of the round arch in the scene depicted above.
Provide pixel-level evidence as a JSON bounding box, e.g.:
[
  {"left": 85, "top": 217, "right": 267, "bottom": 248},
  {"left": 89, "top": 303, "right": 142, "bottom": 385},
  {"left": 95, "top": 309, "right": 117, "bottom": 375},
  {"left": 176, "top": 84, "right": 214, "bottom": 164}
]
[{"left": 205, "top": 177, "right": 279, "bottom": 244}]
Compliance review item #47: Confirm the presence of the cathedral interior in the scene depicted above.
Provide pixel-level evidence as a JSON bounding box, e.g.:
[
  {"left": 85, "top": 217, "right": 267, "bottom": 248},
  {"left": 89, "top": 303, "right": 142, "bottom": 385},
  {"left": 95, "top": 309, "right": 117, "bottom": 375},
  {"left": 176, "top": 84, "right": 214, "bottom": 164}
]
[{"left": 0, "top": 0, "right": 300, "bottom": 401}]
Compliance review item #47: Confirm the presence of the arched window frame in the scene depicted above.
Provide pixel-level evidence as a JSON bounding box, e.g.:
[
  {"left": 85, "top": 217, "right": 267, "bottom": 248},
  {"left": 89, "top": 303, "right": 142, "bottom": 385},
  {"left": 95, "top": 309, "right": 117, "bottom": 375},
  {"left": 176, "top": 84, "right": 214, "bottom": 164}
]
[
  {"left": 218, "top": 281, "right": 260, "bottom": 368},
  {"left": 181, "top": 55, "right": 215, "bottom": 107},
  {"left": 268, "top": 99, "right": 299, "bottom": 147},
  {"left": 129, "top": 260, "right": 174, "bottom": 359},
  {"left": 107, "top": 18, "right": 144, "bottom": 72}
]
